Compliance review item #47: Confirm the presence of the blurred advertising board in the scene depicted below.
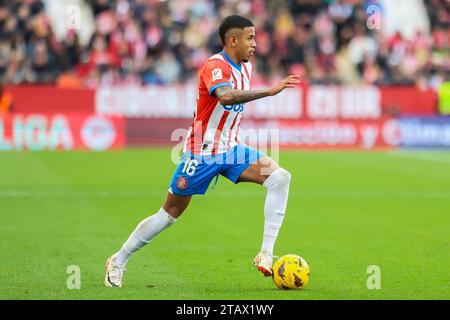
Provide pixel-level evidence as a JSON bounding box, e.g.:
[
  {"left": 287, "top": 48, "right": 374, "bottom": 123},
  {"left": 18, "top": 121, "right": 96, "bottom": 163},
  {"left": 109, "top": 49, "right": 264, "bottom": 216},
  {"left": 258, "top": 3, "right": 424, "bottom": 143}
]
[
  {"left": 95, "top": 84, "right": 437, "bottom": 120},
  {"left": 7, "top": 86, "right": 95, "bottom": 114},
  {"left": 240, "top": 118, "right": 398, "bottom": 150},
  {"left": 397, "top": 117, "right": 450, "bottom": 148},
  {"left": 96, "top": 85, "right": 381, "bottom": 120},
  {"left": 6, "top": 85, "right": 437, "bottom": 120},
  {"left": 0, "top": 114, "right": 124, "bottom": 151},
  {"left": 240, "top": 117, "right": 450, "bottom": 150},
  {"left": 2, "top": 85, "right": 446, "bottom": 151}
]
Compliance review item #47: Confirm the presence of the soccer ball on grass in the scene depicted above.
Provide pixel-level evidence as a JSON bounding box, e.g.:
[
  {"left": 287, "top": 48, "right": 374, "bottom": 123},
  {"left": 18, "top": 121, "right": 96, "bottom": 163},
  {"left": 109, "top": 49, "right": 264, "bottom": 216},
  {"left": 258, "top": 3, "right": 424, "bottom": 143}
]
[{"left": 272, "top": 254, "right": 310, "bottom": 289}]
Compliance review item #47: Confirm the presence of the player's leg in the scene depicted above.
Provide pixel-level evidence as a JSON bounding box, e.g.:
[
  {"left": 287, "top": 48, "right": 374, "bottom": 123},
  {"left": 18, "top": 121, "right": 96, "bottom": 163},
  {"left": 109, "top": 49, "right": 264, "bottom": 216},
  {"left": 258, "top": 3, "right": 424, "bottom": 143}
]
[
  {"left": 115, "top": 193, "right": 191, "bottom": 264},
  {"left": 239, "top": 156, "right": 292, "bottom": 276},
  {"left": 105, "top": 193, "right": 191, "bottom": 287},
  {"left": 163, "top": 192, "right": 192, "bottom": 218},
  {"left": 237, "top": 155, "right": 280, "bottom": 184},
  {"left": 105, "top": 151, "right": 217, "bottom": 287}
]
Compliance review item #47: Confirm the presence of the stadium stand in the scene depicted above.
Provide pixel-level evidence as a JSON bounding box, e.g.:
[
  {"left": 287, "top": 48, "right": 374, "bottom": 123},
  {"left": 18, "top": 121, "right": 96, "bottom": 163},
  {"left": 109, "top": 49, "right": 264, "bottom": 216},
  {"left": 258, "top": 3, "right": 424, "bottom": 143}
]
[{"left": 0, "top": 0, "right": 448, "bottom": 88}]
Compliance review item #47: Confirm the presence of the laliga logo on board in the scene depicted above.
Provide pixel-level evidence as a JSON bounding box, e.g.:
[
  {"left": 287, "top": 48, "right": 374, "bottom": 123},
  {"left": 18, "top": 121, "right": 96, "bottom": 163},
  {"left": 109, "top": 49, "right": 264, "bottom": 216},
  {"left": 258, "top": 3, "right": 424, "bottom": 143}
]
[
  {"left": 81, "top": 116, "right": 116, "bottom": 151},
  {"left": 0, "top": 115, "right": 119, "bottom": 151}
]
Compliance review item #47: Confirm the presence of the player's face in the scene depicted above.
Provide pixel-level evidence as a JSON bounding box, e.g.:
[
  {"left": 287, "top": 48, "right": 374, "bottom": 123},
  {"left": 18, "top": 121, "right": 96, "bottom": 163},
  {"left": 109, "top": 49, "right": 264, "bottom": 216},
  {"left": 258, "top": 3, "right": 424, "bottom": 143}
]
[{"left": 238, "top": 27, "right": 256, "bottom": 63}]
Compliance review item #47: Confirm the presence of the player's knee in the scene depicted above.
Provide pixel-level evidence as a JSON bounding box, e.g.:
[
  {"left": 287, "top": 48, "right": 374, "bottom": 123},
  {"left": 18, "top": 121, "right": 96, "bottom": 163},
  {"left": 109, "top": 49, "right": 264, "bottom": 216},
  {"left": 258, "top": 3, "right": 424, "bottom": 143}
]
[
  {"left": 265, "top": 168, "right": 291, "bottom": 190},
  {"left": 278, "top": 168, "right": 291, "bottom": 187},
  {"left": 164, "top": 206, "right": 184, "bottom": 219}
]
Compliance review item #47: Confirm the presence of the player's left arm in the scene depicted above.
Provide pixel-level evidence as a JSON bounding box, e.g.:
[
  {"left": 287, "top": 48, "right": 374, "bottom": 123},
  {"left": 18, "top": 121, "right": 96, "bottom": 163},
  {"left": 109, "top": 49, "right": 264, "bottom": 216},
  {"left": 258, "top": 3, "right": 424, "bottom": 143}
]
[
  {"left": 215, "top": 75, "right": 301, "bottom": 105},
  {"left": 215, "top": 86, "right": 272, "bottom": 105}
]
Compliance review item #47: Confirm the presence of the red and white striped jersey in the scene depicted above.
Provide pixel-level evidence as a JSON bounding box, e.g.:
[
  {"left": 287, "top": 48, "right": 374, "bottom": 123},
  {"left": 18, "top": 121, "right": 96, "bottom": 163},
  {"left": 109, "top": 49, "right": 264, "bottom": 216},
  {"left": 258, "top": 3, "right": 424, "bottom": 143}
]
[{"left": 183, "top": 51, "right": 252, "bottom": 155}]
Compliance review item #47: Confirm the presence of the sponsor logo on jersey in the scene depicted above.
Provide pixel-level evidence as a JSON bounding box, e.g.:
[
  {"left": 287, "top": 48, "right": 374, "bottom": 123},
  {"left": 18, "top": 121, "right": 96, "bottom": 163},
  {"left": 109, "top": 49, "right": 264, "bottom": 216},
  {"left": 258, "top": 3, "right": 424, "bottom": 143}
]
[{"left": 223, "top": 103, "right": 244, "bottom": 112}]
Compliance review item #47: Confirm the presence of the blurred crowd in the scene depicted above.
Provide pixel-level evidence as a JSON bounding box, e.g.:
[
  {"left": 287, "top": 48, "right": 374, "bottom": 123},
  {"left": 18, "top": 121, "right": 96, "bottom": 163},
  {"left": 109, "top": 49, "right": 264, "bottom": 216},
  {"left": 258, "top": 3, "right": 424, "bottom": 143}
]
[{"left": 0, "top": 0, "right": 448, "bottom": 89}]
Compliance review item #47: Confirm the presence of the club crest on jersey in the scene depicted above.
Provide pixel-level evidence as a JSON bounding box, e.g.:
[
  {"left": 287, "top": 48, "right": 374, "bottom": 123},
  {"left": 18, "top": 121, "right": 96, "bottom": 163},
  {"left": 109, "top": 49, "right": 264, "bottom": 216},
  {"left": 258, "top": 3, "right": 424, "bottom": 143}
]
[
  {"left": 212, "top": 68, "right": 222, "bottom": 81},
  {"left": 176, "top": 176, "right": 188, "bottom": 190}
]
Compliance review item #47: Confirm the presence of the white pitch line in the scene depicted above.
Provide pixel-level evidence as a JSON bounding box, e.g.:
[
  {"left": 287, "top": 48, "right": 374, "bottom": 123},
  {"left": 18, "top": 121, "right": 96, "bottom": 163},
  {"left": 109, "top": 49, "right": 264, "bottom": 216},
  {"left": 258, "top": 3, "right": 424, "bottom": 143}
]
[{"left": 389, "top": 152, "right": 450, "bottom": 164}]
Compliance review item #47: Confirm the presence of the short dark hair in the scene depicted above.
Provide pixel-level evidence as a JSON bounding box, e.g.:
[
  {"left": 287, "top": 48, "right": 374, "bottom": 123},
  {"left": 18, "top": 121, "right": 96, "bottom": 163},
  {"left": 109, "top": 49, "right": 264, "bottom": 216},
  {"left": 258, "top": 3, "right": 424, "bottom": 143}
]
[{"left": 219, "top": 15, "right": 254, "bottom": 45}]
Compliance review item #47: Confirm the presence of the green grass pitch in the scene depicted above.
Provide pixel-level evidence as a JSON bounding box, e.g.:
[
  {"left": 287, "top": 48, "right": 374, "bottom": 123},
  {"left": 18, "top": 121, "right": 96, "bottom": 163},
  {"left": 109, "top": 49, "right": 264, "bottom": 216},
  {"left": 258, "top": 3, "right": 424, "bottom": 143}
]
[{"left": 0, "top": 149, "right": 449, "bottom": 300}]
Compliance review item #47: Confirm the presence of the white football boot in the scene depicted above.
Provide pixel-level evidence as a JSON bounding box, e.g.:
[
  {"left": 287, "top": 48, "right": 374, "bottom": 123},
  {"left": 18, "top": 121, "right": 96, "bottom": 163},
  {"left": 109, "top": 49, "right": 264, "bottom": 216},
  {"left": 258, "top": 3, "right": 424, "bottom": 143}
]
[
  {"left": 253, "top": 249, "right": 274, "bottom": 277},
  {"left": 104, "top": 254, "right": 126, "bottom": 287}
]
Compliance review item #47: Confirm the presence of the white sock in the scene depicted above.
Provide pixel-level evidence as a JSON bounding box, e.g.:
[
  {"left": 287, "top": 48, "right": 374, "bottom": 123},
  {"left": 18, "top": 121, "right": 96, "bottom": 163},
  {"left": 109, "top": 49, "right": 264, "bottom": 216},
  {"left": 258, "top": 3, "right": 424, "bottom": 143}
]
[
  {"left": 114, "top": 207, "right": 177, "bottom": 265},
  {"left": 261, "top": 168, "right": 291, "bottom": 256}
]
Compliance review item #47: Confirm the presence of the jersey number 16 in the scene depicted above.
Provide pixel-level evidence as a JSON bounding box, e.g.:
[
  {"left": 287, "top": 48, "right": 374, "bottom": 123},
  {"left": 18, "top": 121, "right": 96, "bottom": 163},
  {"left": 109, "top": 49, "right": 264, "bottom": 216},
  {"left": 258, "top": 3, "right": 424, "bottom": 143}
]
[{"left": 182, "top": 159, "right": 199, "bottom": 176}]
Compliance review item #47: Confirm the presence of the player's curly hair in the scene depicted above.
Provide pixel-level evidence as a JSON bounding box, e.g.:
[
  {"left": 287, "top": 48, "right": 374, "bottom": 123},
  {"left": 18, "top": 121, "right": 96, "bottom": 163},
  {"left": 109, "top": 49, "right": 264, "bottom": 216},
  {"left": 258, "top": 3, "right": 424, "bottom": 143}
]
[{"left": 219, "top": 15, "right": 254, "bottom": 45}]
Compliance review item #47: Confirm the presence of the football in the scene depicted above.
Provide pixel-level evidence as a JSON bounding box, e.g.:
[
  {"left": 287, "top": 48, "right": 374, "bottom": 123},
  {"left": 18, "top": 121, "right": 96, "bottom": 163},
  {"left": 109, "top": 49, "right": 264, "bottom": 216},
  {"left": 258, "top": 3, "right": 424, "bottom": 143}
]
[{"left": 272, "top": 254, "right": 310, "bottom": 289}]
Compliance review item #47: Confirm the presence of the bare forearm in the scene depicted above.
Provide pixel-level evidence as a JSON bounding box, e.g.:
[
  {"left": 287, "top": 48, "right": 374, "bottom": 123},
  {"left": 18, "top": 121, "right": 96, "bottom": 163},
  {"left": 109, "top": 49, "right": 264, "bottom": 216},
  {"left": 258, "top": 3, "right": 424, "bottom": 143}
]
[
  {"left": 217, "top": 87, "right": 272, "bottom": 105},
  {"left": 214, "top": 74, "right": 301, "bottom": 106}
]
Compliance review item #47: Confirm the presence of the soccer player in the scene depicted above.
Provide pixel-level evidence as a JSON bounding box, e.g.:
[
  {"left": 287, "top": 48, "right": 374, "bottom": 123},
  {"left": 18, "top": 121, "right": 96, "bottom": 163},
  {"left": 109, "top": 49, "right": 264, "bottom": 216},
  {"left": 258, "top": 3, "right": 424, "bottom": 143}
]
[{"left": 105, "top": 15, "right": 301, "bottom": 287}]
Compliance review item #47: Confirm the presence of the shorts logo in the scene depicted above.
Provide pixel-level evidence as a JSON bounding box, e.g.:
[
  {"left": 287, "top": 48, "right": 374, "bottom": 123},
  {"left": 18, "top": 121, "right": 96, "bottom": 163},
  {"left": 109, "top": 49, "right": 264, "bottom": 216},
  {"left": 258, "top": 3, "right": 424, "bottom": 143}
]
[
  {"left": 212, "top": 68, "right": 222, "bottom": 81},
  {"left": 176, "top": 176, "right": 188, "bottom": 190}
]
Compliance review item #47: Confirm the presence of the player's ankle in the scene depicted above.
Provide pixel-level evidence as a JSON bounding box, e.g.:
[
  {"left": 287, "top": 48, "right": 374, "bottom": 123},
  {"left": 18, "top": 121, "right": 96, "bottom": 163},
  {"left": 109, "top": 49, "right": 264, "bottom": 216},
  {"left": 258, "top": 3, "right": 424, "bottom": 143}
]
[
  {"left": 113, "top": 251, "right": 129, "bottom": 266},
  {"left": 260, "top": 248, "right": 273, "bottom": 257}
]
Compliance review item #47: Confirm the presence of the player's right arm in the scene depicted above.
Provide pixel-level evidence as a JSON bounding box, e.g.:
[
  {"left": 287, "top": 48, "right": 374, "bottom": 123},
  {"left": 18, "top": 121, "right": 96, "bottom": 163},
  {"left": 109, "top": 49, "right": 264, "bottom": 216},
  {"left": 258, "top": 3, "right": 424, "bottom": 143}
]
[{"left": 215, "top": 75, "right": 301, "bottom": 106}]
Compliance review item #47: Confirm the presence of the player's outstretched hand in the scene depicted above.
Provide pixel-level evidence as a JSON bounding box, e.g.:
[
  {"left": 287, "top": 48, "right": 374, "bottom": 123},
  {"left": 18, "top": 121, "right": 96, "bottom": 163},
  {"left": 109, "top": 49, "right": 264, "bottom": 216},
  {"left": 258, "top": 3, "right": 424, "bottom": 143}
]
[{"left": 269, "top": 75, "right": 302, "bottom": 96}]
